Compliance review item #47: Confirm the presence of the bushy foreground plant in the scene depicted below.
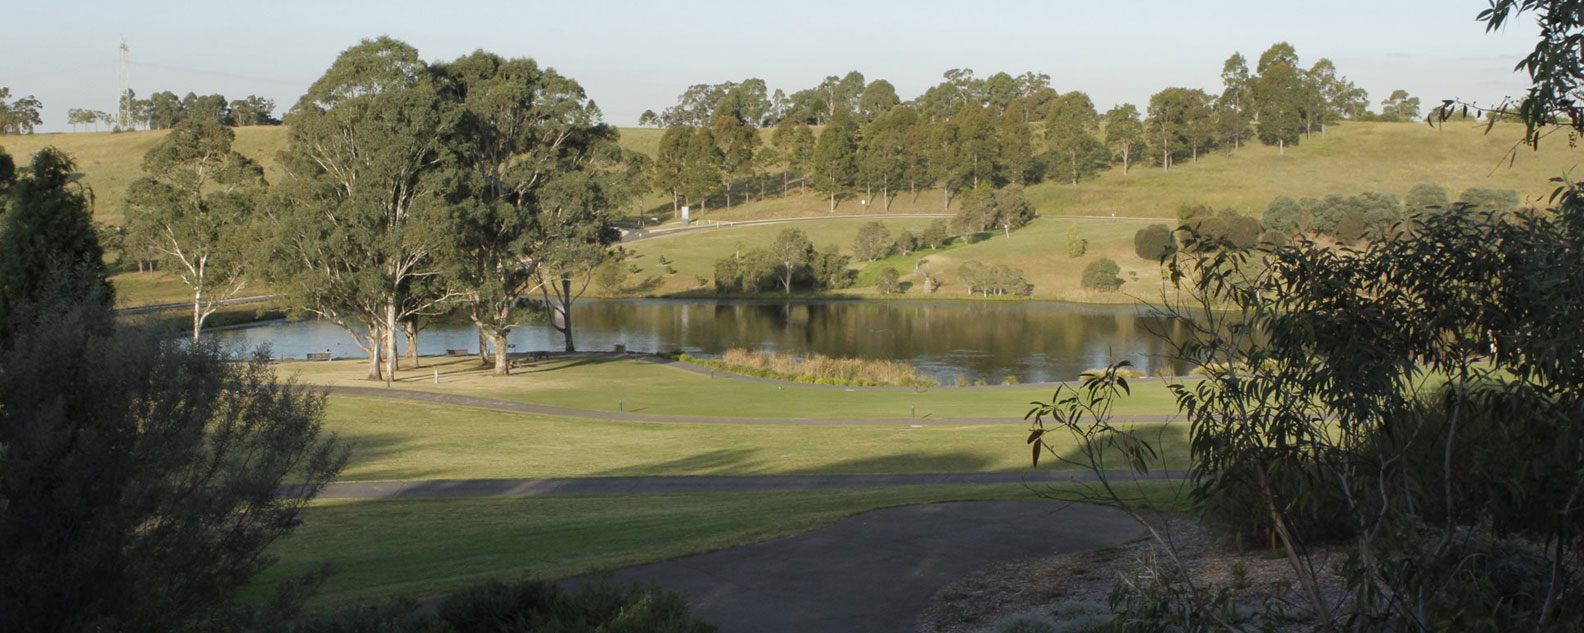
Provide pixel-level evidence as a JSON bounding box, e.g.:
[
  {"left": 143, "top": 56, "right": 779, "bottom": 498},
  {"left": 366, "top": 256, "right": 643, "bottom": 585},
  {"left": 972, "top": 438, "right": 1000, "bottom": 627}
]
[{"left": 1024, "top": 183, "right": 1584, "bottom": 631}]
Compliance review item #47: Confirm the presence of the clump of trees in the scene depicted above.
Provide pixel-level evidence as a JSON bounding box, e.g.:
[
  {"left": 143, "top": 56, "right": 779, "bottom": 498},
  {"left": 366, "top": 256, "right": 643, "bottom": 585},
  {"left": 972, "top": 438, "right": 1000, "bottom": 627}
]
[
  {"left": 1261, "top": 184, "right": 1521, "bottom": 245},
  {"left": 713, "top": 228, "right": 852, "bottom": 293},
  {"left": 0, "top": 87, "right": 43, "bottom": 135},
  {"left": 956, "top": 260, "right": 1032, "bottom": 296},
  {"left": 952, "top": 183, "right": 1035, "bottom": 238},
  {"left": 114, "top": 90, "right": 280, "bottom": 130}
]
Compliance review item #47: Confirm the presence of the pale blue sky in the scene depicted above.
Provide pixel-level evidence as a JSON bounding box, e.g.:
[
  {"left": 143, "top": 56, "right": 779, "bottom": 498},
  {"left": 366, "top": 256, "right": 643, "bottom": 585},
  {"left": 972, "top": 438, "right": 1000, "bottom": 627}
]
[{"left": 1, "top": 1, "right": 1543, "bottom": 132}]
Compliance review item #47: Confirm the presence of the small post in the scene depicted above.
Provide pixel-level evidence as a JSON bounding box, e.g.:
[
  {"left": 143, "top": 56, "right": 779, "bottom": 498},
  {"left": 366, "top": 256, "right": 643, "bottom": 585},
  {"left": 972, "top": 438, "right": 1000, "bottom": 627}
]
[
  {"left": 619, "top": 400, "right": 624, "bottom": 412},
  {"left": 433, "top": 369, "right": 439, "bottom": 385},
  {"left": 911, "top": 406, "right": 916, "bottom": 419}
]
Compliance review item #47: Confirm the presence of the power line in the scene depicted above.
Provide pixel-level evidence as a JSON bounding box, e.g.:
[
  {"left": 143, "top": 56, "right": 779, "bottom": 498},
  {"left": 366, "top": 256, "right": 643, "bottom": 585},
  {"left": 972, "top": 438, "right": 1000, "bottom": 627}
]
[{"left": 128, "top": 60, "right": 307, "bottom": 87}]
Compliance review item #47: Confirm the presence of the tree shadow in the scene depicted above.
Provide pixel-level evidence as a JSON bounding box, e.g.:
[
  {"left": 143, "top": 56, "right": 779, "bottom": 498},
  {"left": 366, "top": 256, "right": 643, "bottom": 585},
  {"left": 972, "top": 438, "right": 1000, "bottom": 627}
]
[
  {"left": 330, "top": 430, "right": 447, "bottom": 482},
  {"left": 585, "top": 447, "right": 1003, "bottom": 478}
]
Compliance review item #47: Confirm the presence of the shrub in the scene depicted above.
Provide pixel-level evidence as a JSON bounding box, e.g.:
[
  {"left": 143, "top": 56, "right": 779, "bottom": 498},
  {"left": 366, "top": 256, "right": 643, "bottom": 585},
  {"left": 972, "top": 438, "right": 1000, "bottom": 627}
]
[
  {"left": 1458, "top": 187, "right": 1520, "bottom": 211},
  {"left": 1132, "top": 224, "right": 1176, "bottom": 260},
  {"left": 1081, "top": 258, "right": 1122, "bottom": 291},
  {"left": 1405, "top": 182, "right": 1451, "bottom": 217},
  {"left": 595, "top": 258, "right": 627, "bottom": 294},
  {"left": 894, "top": 229, "right": 917, "bottom": 255},
  {"left": 1064, "top": 225, "right": 1087, "bottom": 257},
  {"left": 852, "top": 221, "right": 892, "bottom": 261},
  {"left": 875, "top": 267, "right": 901, "bottom": 294},
  {"left": 1263, "top": 195, "right": 1302, "bottom": 233},
  {"left": 957, "top": 261, "right": 1033, "bottom": 296},
  {"left": 1002, "top": 375, "right": 1020, "bottom": 385}
]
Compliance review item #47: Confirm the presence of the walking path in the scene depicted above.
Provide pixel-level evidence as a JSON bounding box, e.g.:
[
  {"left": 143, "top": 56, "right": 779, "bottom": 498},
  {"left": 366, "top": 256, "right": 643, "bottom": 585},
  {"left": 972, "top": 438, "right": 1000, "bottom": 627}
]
[
  {"left": 323, "top": 384, "right": 1183, "bottom": 426},
  {"left": 620, "top": 212, "right": 1165, "bottom": 243},
  {"left": 317, "top": 470, "right": 1184, "bottom": 499},
  {"left": 576, "top": 500, "right": 1148, "bottom": 633}
]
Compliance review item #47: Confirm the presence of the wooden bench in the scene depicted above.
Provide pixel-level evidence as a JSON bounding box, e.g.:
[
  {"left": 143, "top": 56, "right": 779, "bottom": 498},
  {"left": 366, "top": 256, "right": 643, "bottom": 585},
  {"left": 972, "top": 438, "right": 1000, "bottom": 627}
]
[
  {"left": 305, "top": 352, "right": 332, "bottom": 361},
  {"left": 446, "top": 349, "right": 472, "bottom": 357}
]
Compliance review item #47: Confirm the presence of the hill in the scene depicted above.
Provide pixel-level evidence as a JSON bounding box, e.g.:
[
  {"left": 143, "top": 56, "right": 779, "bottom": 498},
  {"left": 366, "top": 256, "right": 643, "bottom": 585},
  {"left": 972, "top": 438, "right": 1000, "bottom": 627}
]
[{"left": 2, "top": 120, "right": 1577, "bottom": 304}]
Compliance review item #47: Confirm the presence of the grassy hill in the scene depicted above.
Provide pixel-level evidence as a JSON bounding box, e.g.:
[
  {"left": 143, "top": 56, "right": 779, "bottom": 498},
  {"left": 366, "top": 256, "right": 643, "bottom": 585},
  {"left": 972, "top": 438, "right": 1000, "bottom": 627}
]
[{"left": 2, "top": 120, "right": 1577, "bottom": 304}]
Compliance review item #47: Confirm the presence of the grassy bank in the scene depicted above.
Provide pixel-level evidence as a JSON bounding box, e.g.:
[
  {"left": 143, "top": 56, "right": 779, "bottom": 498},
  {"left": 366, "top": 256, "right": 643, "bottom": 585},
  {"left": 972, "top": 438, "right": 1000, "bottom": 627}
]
[
  {"left": 321, "top": 395, "right": 1190, "bottom": 482},
  {"left": 286, "top": 356, "right": 1187, "bottom": 420},
  {"left": 253, "top": 482, "right": 1188, "bottom": 609}
]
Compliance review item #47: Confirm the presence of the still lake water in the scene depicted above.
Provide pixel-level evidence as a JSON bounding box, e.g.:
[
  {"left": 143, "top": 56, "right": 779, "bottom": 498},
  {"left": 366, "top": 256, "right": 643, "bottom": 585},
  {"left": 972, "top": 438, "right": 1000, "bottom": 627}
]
[{"left": 214, "top": 299, "right": 1190, "bottom": 384}]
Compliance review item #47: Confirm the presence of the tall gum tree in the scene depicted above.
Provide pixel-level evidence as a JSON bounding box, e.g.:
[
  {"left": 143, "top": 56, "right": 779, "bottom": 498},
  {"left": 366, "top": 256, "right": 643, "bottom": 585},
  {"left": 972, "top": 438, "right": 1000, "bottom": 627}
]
[
  {"left": 267, "top": 37, "right": 458, "bottom": 381},
  {"left": 123, "top": 118, "right": 263, "bottom": 341},
  {"left": 439, "top": 50, "right": 623, "bottom": 370}
]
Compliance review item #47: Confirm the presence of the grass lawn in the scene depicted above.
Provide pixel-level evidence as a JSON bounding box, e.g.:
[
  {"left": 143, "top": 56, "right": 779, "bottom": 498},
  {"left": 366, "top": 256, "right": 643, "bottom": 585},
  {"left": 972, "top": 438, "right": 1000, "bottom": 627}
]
[
  {"left": 253, "top": 481, "right": 1189, "bottom": 609},
  {"left": 322, "top": 394, "right": 1191, "bottom": 482},
  {"left": 288, "top": 356, "right": 1187, "bottom": 420}
]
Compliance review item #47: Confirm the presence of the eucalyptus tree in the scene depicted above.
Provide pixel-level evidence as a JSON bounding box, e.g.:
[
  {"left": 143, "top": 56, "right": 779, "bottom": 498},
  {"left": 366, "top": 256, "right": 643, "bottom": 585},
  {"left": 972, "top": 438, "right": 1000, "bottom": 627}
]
[
  {"left": 681, "top": 126, "right": 722, "bottom": 211},
  {"left": 0, "top": 88, "right": 43, "bottom": 135},
  {"left": 655, "top": 125, "right": 692, "bottom": 211},
  {"left": 771, "top": 118, "right": 814, "bottom": 196},
  {"left": 123, "top": 118, "right": 264, "bottom": 341},
  {"left": 812, "top": 111, "right": 859, "bottom": 211},
  {"left": 1218, "top": 53, "right": 1252, "bottom": 149},
  {"left": 266, "top": 37, "right": 459, "bottom": 381},
  {"left": 768, "top": 228, "right": 812, "bottom": 294},
  {"left": 711, "top": 79, "right": 771, "bottom": 127},
  {"left": 858, "top": 106, "right": 916, "bottom": 210},
  {"left": 440, "top": 50, "right": 628, "bottom": 367},
  {"left": 1254, "top": 43, "right": 1304, "bottom": 151},
  {"left": 1103, "top": 104, "right": 1145, "bottom": 174},
  {"left": 0, "top": 149, "right": 113, "bottom": 348},
  {"left": 712, "top": 115, "right": 758, "bottom": 208},
  {"left": 1044, "top": 91, "right": 1109, "bottom": 184},
  {"left": 858, "top": 79, "right": 900, "bottom": 121}
]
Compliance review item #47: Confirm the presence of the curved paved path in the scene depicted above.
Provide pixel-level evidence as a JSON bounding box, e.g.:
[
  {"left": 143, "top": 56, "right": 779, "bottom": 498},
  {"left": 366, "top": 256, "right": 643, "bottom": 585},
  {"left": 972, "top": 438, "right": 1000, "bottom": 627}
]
[
  {"left": 322, "top": 384, "right": 1182, "bottom": 426},
  {"left": 575, "top": 500, "right": 1147, "bottom": 633}
]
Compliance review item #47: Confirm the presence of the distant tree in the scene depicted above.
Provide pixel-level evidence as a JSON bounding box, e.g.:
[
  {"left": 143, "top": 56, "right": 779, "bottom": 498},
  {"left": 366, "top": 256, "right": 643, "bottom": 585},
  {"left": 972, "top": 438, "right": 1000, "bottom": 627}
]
[
  {"left": 681, "top": 126, "right": 723, "bottom": 212},
  {"left": 1254, "top": 42, "right": 1304, "bottom": 152},
  {"left": 852, "top": 221, "right": 893, "bottom": 261},
  {"left": 769, "top": 228, "right": 813, "bottom": 293},
  {"left": 1104, "top": 104, "right": 1146, "bottom": 174},
  {"left": 655, "top": 125, "right": 692, "bottom": 211},
  {"left": 1219, "top": 53, "right": 1253, "bottom": 149},
  {"left": 1263, "top": 195, "right": 1303, "bottom": 233},
  {"left": 712, "top": 78, "right": 771, "bottom": 127},
  {"left": 1133, "top": 224, "right": 1177, "bottom": 260},
  {"left": 227, "top": 95, "right": 278, "bottom": 126},
  {"left": 145, "top": 91, "right": 186, "bottom": 129},
  {"left": 712, "top": 115, "right": 758, "bottom": 208},
  {"left": 858, "top": 79, "right": 900, "bottom": 120},
  {"left": 858, "top": 106, "right": 915, "bottom": 210},
  {"left": 894, "top": 229, "right": 917, "bottom": 255},
  {"left": 123, "top": 119, "right": 264, "bottom": 341},
  {"left": 920, "top": 219, "right": 949, "bottom": 249},
  {"left": 0, "top": 145, "right": 15, "bottom": 195},
  {"left": 1404, "top": 183, "right": 1451, "bottom": 217},
  {"left": 1081, "top": 257, "right": 1123, "bottom": 291},
  {"left": 0, "top": 88, "right": 43, "bottom": 135},
  {"left": 66, "top": 108, "right": 99, "bottom": 132},
  {"left": 812, "top": 111, "right": 859, "bottom": 211},
  {"left": 0, "top": 149, "right": 114, "bottom": 346},
  {"left": 638, "top": 109, "right": 660, "bottom": 127},
  {"left": 1065, "top": 225, "right": 1087, "bottom": 257},
  {"left": 771, "top": 118, "right": 815, "bottom": 195},
  {"left": 659, "top": 82, "right": 731, "bottom": 127},
  {"left": 1146, "top": 88, "right": 1211, "bottom": 170},
  {"left": 1380, "top": 89, "right": 1421, "bottom": 121},
  {"left": 810, "top": 245, "right": 854, "bottom": 290},
  {"left": 1045, "top": 91, "right": 1110, "bottom": 184},
  {"left": 875, "top": 267, "right": 902, "bottom": 294}
]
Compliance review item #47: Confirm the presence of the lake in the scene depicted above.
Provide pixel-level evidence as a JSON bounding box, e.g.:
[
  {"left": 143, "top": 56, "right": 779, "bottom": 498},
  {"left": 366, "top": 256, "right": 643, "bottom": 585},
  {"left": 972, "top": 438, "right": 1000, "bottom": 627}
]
[{"left": 213, "top": 298, "right": 1190, "bottom": 384}]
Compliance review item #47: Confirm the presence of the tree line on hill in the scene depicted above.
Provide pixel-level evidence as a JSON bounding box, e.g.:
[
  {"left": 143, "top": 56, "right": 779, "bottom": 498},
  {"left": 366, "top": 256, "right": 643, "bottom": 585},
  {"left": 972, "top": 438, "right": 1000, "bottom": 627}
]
[
  {"left": 115, "top": 90, "right": 280, "bottom": 129},
  {"left": 636, "top": 43, "right": 1423, "bottom": 215}
]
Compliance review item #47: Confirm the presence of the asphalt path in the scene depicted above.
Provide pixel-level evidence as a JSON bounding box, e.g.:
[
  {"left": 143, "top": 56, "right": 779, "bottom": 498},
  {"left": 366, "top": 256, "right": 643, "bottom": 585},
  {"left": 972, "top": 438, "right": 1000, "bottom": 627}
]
[{"left": 571, "top": 500, "right": 1148, "bottom": 633}]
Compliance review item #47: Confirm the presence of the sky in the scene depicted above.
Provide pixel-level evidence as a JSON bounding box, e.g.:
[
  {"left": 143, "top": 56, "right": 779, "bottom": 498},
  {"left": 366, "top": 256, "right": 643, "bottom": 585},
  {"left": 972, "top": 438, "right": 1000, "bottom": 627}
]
[{"left": 0, "top": 0, "right": 1545, "bottom": 132}]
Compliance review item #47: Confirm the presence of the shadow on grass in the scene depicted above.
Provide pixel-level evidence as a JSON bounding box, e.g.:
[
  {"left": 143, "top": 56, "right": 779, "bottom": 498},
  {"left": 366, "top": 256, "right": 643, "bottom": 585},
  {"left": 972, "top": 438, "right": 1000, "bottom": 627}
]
[
  {"left": 587, "top": 447, "right": 1003, "bottom": 478},
  {"left": 333, "top": 431, "right": 447, "bottom": 482}
]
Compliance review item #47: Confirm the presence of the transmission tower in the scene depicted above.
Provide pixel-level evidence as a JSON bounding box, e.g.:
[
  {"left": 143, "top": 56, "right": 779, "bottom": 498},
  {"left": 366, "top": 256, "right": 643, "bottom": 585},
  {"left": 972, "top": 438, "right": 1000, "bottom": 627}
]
[{"left": 118, "top": 37, "right": 130, "bottom": 129}]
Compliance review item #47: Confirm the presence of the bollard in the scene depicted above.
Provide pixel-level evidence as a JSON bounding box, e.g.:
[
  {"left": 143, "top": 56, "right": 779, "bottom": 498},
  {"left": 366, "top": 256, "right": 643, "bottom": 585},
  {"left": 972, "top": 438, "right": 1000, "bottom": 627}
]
[
  {"left": 434, "top": 369, "right": 439, "bottom": 384},
  {"left": 911, "top": 406, "right": 916, "bottom": 419},
  {"left": 619, "top": 400, "right": 624, "bottom": 412}
]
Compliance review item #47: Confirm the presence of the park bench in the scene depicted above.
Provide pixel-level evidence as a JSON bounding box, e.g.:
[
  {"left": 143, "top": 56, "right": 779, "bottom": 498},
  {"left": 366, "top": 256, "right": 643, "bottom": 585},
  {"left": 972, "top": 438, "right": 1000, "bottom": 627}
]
[
  {"left": 446, "top": 349, "right": 472, "bottom": 356},
  {"left": 305, "top": 352, "right": 331, "bottom": 361}
]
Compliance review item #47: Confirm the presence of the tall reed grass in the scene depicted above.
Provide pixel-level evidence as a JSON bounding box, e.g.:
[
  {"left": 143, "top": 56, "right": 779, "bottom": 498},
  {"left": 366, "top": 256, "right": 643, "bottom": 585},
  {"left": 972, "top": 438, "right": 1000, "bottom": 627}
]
[{"left": 680, "top": 348, "right": 935, "bottom": 387}]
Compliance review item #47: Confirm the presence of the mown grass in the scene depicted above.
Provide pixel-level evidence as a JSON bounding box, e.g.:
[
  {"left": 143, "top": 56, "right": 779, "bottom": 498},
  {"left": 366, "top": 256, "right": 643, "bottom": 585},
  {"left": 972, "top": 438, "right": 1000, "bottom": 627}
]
[
  {"left": 286, "top": 355, "right": 1188, "bottom": 420},
  {"left": 253, "top": 481, "right": 1189, "bottom": 609},
  {"left": 320, "top": 394, "right": 1190, "bottom": 482}
]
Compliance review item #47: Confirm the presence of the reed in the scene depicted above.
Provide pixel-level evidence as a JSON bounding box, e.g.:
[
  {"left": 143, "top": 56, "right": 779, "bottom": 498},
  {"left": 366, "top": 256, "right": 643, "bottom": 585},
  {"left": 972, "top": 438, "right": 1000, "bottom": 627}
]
[{"left": 681, "top": 348, "right": 935, "bottom": 388}]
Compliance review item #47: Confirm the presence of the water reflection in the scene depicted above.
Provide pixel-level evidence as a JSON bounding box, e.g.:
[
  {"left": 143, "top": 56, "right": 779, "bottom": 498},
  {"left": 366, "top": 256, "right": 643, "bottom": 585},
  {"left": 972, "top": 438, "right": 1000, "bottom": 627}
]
[{"left": 213, "top": 299, "right": 1190, "bottom": 384}]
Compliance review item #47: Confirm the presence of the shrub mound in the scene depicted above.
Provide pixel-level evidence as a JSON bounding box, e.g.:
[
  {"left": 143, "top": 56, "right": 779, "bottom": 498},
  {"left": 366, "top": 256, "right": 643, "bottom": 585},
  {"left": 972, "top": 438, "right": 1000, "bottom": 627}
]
[{"left": 679, "top": 348, "right": 935, "bottom": 387}]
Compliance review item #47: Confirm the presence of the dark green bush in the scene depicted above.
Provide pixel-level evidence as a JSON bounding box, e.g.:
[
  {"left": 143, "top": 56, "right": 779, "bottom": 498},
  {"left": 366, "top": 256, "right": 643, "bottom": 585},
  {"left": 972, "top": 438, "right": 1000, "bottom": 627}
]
[{"left": 1132, "top": 224, "right": 1175, "bottom": 260}]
